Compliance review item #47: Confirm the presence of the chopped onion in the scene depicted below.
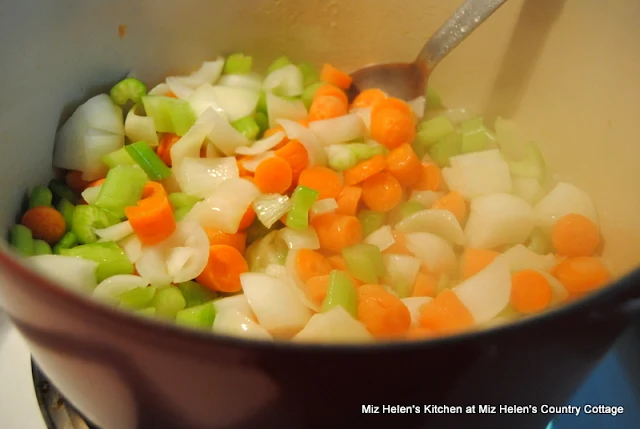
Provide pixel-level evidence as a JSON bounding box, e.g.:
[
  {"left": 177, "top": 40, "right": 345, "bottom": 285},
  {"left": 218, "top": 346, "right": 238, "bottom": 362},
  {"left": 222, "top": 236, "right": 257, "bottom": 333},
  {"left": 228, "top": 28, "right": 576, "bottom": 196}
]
[
  {"left": 401, "top": 297, "right": 432, "bottom": 327},
  {"left": 395, "top": 209, "right": 466, "bottom": 245},
  {"left": 186, "top": 178, "right": 260, "bottom": 233},
  {"left": 235, "top": 131, "right": 286, "bottom": 156},
  {"left": 350, "top": 107, "right": 372, "bottom": 133},
  {"left": 512, "top": 176, "right": 544, "bottom": 206},
  {"left": 293, "top": 306, "right": 373, "bottom": 343},
  {"left": 445, "top": 149, "right": 512, "bottom": 199},
  {"left": 166, "top": 247, "right": 195, "bottom": 278},
  {"left": 188, "top": 84, "right": 226, "bottom": 118},
  {"left": 119, "top": 234, "right": 142, "bottom": 264},
  {"left": 382, "top": 254, "right": 421, "bottom": 293},
  {"left": 240, "top": 151, "right": 275, "bottom": 173},
  {"left": 213, "top": 310, "right": 273, "bottom": 340},
  {"left": 278, "top": 227, "right": 320, "bottom": 250},
  {"left": 403, "top": 232, "right": 457, "bottom": 274},
  {"left": 409, "top": 190, "right": 444, "bottom": 208},
  {"left": 95, "top": 221, "right": 134, "bottom": 242},
  {"left": 82, "top": 129, "right": 126, "bottom": 181},
  {"left": 454, "top": 256, "right": 511, "bottom": 323},
  {"left": 263, "top": 64, "right": 304, "bottom": 97},
  {"left": 309, "top": 114, "right": 365, "bottom": 146},
  {"left": 189, "top": 57, "right": 225, "bottom": 85},
  {"left": 407, "top": 96, "right": 426, "bottom": 120},
  {"left": 501, "top": 244, "right": 555, "bottom": 272},
  {"left": 214, "top": 295, "right": 256, "bottom": 320},
  {"left": 173, "top": 157, "right": 239, "bottom": 199},
  {"left": 166, "top": 76, "right": 199, "bottom": 99},
  {"left": 93, "top": 275, "right": 149, "bottom": 303},
  {"left": 148, "top": 83, "right": 171, "bottom": 96},
  {"left": 240, "top": 272, "right": 313, "bottom": 336},
  {"left": 277, "top": 119, "right": 327, "bottom": 166},
  {"left": 252, "top": 193, "right": 291, "bottom": 228},
  {"left": 204, "top": 142, "right": 222, "bottom": 159},
  {"left": 135, "top": 247, "right": 172, "bottom": 286},
  {"left": 285, "top": 249, "right": 321, "bottom": 312},
  {"left": 310, "top": 198, "right": 338, "bottom": 217},
  {"left": 164, "top": 58, "right": 225, "bottom": 99},
  {"left": 536, "top": 270, "right": 568, "bottom": 304},
  {"left": 81, "top": 185, "right": 102, "bottom": 205},
  {"left": 206, "top": 108, "right": 251, "bottom": 156},
  {"left": 265, "top": 263, "right": 288, "bottom": 279},
  {"left": 29, "top": 255, "right": 98, "bottom": 293},
  {"left": 210, "top": 85, "right": 260, "bottom": 122},
  {"left": 125, "top": 103, "right": 159, "bottom": 147},
  {"left": 170, "top": 108, "right": 216, "bottom": 168},
  {"left": 465, "top": 193, "right": 535, "bottom": 249},
  {"left": 533, "top": 182, "right": 599, "bottom": 233},
  {"left": 267, "top": 92, "right": 307, "bottom": 127},
  {"left": 364, "top": 225, "right": 396, "bottom": 251},
  {"left": 218, "top": 73, "right": 263, "bottom": 92}
]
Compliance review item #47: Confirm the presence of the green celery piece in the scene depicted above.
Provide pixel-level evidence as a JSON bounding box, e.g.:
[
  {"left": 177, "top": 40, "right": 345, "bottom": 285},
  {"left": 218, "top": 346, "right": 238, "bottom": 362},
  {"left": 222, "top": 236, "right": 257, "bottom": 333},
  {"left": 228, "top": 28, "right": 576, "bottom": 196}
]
[
  {"left": 48, "top": 179, "right": 77, "bottom": 204},
  {"left": 254, "top": 111, "right": 269, "bottom": 136},
  {"left": 153, "top": 286, "right": 187, "bottom": 320},
  {"left": 10, "top": 224, "right": 34, "bottom": 256},
  {"left": 348, "top": 143, "right": 378, "bottom": 162},
  {"left": 417, "top": 116, "right": 455, "bottom": 146},
  {"left": 56, "top": 199, "right": 75, "bottom": 232},
  {"left": 60, "top": 241, "right": 134, "bottom": 282},
  {"left": 412, "top": 139, "right": 428, "bottom": 160},
  {"left": 426, "top": 87, "right": 442, "bottom": 109},
  {"left": 286, "top": 186, "right": 319, "bottom": 230},
  {"left": 388, "top": 201, "right": 425, "bottom": 225},
  {"left": 357, "top": 210, "right": 386, "bottom": 237},
  {"left": 266, "top": 56, "right": 292, "bottom": 75},
  {"left": 168, "top": 193, "right": 201, "bottom": 211},
  {"left": 73, "top": 206, "right": 123, "bottom": 244},
  {"left": 178, "top": 281, "right": 217, "bottom": 307},
  {"left": 94, "top": 165, "right": 147, "bottom": 219},
  {"left": 436, "top": 273, "right": 451, "bottom": 294},
  {"left": 298, "top": 62, "right": 319, "bottom": 86},
  {"left": 508, "top": 142, "right": 546, "bottom": 181},
  {"left": 175, "top": 301, "right": 216, "bottom": 329},
  {"left": 29, "top": 186, "right": 53, "bottom": 208},
  {"left": 125, "top": 141, "right": 172, "bottom": 180},
  {"left": 103, "top": 146, "right": 136, "bottom": 168},
  {"left": 33, "top": 240, "right": 53, "bottom": 255},
  {"left": 53, "top": 231, "right": 78, "bottom": 254},
  {"left": 231, "top": 116, "right": 260, "bottom": 141},
  {"left": 429, "top": 132, "right": 462, "bottom": 167},
  {"left": 137, "top": 307, "right": 157, "bottom": 317},
  {"left": 119, "top": 287, "right": 157, "bottom": 310},
  {"left": 461, "top": 129, "right": 488, "bottom": 153},
  {"left": 301, "top": 82, "right": 324, "bottom": 109},
  {"left": 173, "top": 206, "right": 192, "bottom": 222},
  {"left": 224, "top": 53, "right": 253, "bottom": 74},
  {"left": 110, "top": 77, "right": 147, "bottom": 105},
  {"left": 141, "top": 96, "right": 196, "bottom": 136},
  {"left": 256, "top": 91, "right": 268, "bottom": 114},
  {"left": 460, "top": 117, "right": 485, "bottom": 132},
  {"left": 527, "top": 228, "right": 552, "bottom": 255},
  {"left": 342, "top": 243, "right": 386, "bottom": 284},
  {"left": 321, "top": 270, "right": 358, "bottom": 318},
  {"left": 326, "top": 145, "right": 357, "bottom": 171}
]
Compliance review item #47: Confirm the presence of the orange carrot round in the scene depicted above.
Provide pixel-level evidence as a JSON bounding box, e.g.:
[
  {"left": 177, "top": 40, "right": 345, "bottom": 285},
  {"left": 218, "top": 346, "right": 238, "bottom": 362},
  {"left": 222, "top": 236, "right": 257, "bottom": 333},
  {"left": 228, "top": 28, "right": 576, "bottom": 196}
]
[
  {"left": 313, "top": 84, "right": 349, "bottom": 107},
  {"left": 376, "top": 97, "right": 414, "bottom": 117},
  {"left": 311, "top": 212, "right": 363, "bottom": 253},
  {"left": 308, "top": 95, "right": 348, "bottom": 122},
  {"left": 296, "top": 248, "right": 333, "bottom": 283},
  {"left": 419, "top": 289, "right": 474, "bottom": 334},
  {"left": 125, "top": 194, "right": 176, "bottom": 245},
  {"left": 385, "top": 143, "right": 422, "bottom": 187},
  {"left": 305, "top": 274, "right": 330, "bottom": 307},
  {"left": 433, "top": 191, "right": 467, "bottom": 223},
  {"left": 254, "top": 156, "right": 293, "bottom": 194},
  {"left": 21, "top": 206, "right": 66, "bottom": 245},
  {"left": 157, "top": 133, "right": 181, "bottom": 167},
  {"left": 238, "top": 205, "right": 256, "bottom": 231},
  {"left": 551, "top": 213, "right": 600, "bottom": 257},
  {"left": 196, "top": 244, "right": 248, "bottom": 293},
  {"left": 298, "top": 166, "right": 343, "bottom": 200},
  {"left": 413, "top": 162, "right": 441, "bottom": 191},
  {"left": 510, "top": 270, "right": 553, "bottom": 314},
  {"left": 361, "top": 172, "right": 403, "bottom": 212},
  {"left": 370, "top": 99, "right": 416, "bottom": 150},
  {"left": 274, "top": 140, "right": 309, "bottom": 183},
  {"left": 357, "top": 284, "right": 411, "bottom": 338},
  {"left": 412, "top": 272, "right": 438, "bottom": 298},
  {"left": 351, "top": 88, "right": 387, "bottom": 109},
  {"left": 204, "top": 228, "right": 247, "bottom": 253},
  {"left": 343, "top": 154, "right": 386, "bottom": 186},
  {"left": 552, "top": 256, "right": 611, "bottom": 294},
  {"left": 460, "top": 248, "right": 500, "bottom": 280},
  {"left": 65, "top": 170, "right": 91, "bottom": 194},
  {"left": 335, "top": 186, "right": 363, "bottom": 216},
  {"left": 405, "top": 326, "right": 438, "bottom": 341},
  {"left": 320, "top": 63, "right": 352, "bottom": 89}
]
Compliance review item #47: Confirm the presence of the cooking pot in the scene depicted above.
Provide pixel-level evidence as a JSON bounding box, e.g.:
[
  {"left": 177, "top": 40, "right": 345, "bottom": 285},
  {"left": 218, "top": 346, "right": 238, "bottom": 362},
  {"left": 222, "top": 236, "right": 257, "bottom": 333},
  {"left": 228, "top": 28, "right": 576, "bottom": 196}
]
[{"left": 0, "top": 0, "right": 639, "bottom": 428}]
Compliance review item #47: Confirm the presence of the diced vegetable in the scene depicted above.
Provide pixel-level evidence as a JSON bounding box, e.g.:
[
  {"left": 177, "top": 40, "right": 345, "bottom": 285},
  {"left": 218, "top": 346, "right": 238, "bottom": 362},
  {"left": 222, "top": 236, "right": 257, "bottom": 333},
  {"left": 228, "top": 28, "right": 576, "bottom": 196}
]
[
  {"left": 94, "top": 165, "right": 148, "bottom": 218},
  {"left": 29, "top": 186, "right": 53, "bottom": 209},
  {"left": 231, "top": 116, "right": 260, "bottom": 140},
  {"left": 71, "top": 205, "right": 119, "bottom": 244},
  {"left": 358, "top": 210, "right": 386, "bottom": 237},
  {"left": 298, "top": 62, "right": 319, "bottom": 86},
  {"left": 321, "top": 270, "right": 358, "bottom": 317},
  {"left": 94, "top": 220, "right": 134, "bottom": 242},
  {"left": 224, "top": 53, "right": 253, "bottom": 74},
  {"left": 141, "top": 96, "right": 196, "bottom": 136},
  {"left": 501, "top": 244, "right": 555, "bottom": 272},
  {"left": 417, "top": 116, "right": 454, "bottom": 147},
  {"left": 278, "top": 226, "right": 320, "bottom": 250},
  {"left": 33, "top": 240, "right": 53, "bottom": 255},
  {"left": 245, "top": 230, "right": 288, "bottom": 272},
  {"left": 125, "top": 103, "right": 159, "bottom": 147},
  {"left": 404, "top": 232, "right": 457, "bottom": 274},
  {"left": 326, "top": 145, "right": 357, "bottom": 171},
  {"left": 93, "top": 274, "right": 150, "bottom": 303},
  {"left": 263, "top": 64, "right": 304, "bottom": 97},
  {"left": 60, "top": 241, "right": 134, "bottom": 283},
  {"left": 153, "top": 286, "right": 187, "bottom": 319},
  {"left": 29, "top": 255, "right": 99, "bottom": 292},
  {"left": 442, "top": 149, "right": 512, "bottom": 199},
  {"left": 364, "top": 225, "right": 396, "bottom": 251},
  {"left": 294, "top": 306, "right": 372, "bottom": 343},
  {"left": 10, "top": 224, "right": 34, "bottom": 256},
  {"left": 173, "top": 157, "right": 239, "bottom": 199},
  {"left": 176, "top": 301, "right": 216, "bottom": 329},
  {"left": 266, "top": 56, "right": 292, "bottom": 74},
  {"left": 382, "top": 254, "right": 422, "bottom": 298},
  {"left": 401, "top": 296, "right": 432, "bottom": 326},
  {"left": 213, "top": 309, "right": 272, "bottom": 340},
  {"left": 110, "top": 77, "right": 147, "bottom": 105},
  {"left": 125, "top": 141, "right": 173, "bottom": 180},
  {"left": 53, "top": 231, "right": 78, "bottom": 254},
  {"left": 119, "top": 286, "right": 157, "bottom": 309},
  {"left": 286, "top": 186, "right": 319, "bottom": 230},
  {"left": 533, "top": 182, "right": 599, "bottom": 233},
  {"left": 177, "top": 281, "right": 217, "bottom": 307},
  {"left": 342, "top": 243, "right": 386, "bottom": 284},
  {"left": 395, "top": 209, "right": 466, "bottom": 245},
  {"left": 429, "top": 132, "right": 461, "bottom": 167},
  {"left": 103, "top": 147, "right": 136, "bottom": 168},
  {"left": 48, "top": 179, "right": 77, "bottom": 205}
]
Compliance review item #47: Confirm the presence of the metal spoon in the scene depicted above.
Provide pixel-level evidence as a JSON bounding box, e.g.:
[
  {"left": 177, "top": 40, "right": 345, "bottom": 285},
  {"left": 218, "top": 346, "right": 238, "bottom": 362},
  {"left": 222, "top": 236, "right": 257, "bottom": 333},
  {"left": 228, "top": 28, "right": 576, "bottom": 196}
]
[{"left": 348, "top": 0, "right": 509, "bottom": 102}]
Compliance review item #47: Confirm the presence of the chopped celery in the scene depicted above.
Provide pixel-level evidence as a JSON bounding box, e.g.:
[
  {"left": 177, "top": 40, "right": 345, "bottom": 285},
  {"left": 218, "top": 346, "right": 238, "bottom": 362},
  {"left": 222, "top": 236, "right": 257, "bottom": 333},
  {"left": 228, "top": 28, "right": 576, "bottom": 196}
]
[
  {"left": 266, "top": 56, "right": 291, "bottom": 75},
  {"left": 253, "top": 194, "right": 291, "bottom": 229},
  {"left": 348, "top": 143, "right": 379, "bottom": 162},
  {"left": 29, "top": 186, "right": 53, "bottom": 208},
  {"left": 231, "top": 116, "right": 260, "bottom": 140},
  {"left": 153, "top": 286, "right": 186, "bottom": 320},
  {"left": 94, "top": 165, "right": 148, "bottom": 218},
  {"left": 254, "top": 111, "right": 269, "bottom": 135},
  {"left": 56, "top": 199, "right": 75, "bottom": 232},
  {"left": 178, "top": 281, "right": 217, "bottom": 307},
  {"left": 256, "top": 91, "right": 268, "bottom": 113},
  {"left": 301, "top": 82, "right": 324, "bottom": 109},
  {"left": 33, "top": 239, "right": 53, "bottom": 255},
  {"left": 141, "top": 96, "right": 196, "bottom": 136},
  {"left": 417, "top": 116, "right": 455, "bottom": 146},
  {"left": 321, "top": 270, "right": 358, "bottom": 318},
  {"left": 119, "top": 286, "right": 156, "bottom": 310},
  {"left": 436, "top": 273, "right": 450, "bottom": 294},
  {"left": 71, "top": 205, "right": 119, "bottom": 244},
  {"left": 429, "top": 132, "right": 461, "bottom": 167},
  {"left": 110, "top": 77, "right": 147, "bottom": 105},
  {"left": 393, "top": 278, "right": 414, "bottom": 299},
  {"left": 388, "top": 201, "right": 425, "bottom": 225},
  {"left": 298, "top": 62, "right": 319, "bottom": 86},
  {"left": 48, "top": 179, "right": 77, "bottom": 205},
  {"left": 103, "top": 147, "right": 136, "bottom": 168},
  {"left": 460, "top": 117, "right": 488, "bottom": 154},
  {"left": 125, "top": 141, "right": 172, "bottom": 180},
  {"left": 286, "top": 186, "right": 319, "bottom": 230},
  {"left": 342, "top": 243, "right": 386, "bottom": 284},
  {"left": 168, "top": 193, "right": 202, "bottom": 212},
  {"left": 460, "top": 117, "right": 485, "bottom": 132},
  {"left": 426, "top": 87, "right": 442, "bottom": 109},
  {"left": 508, "top": 141, "right": 546, "bottom": 181},
  {"left": 173, "top": 206, "right": 192, "bottom": 222},
  {"left": 224, "top": 53, "right": 253, "bottom": 74},
  {"left": 10, "top": 224, "right": 34, "bottom": 256},
  {"left": 358, "top": 210, "right": 386, "bottom": 237},
  {"left": 60, "top": 241, "right": 134, "bottom": 282},
  {"left": 53, "top": 231, "right": 78, "bottom": 254},
  {"left": 526, "top": 227, "right": 552, "bottom": 255},
  {"left": 326, "top": 145, "right": 357, "bottom": 171},
  {"left": 175, "top": 301, "right": 216, "bottom": 329},
  {"left": 137, "top": 307, "right": 156, "bottom": 317}
]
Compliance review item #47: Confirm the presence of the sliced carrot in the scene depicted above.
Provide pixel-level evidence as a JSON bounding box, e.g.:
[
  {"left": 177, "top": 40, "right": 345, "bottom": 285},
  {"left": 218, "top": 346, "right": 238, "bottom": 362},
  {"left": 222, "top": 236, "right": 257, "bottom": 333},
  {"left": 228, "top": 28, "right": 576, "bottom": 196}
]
[
  {"left": 510, "top": 270, "right": 553, "bottom": 314},
  {"left": 274, "top": 140, "right": 309, "bottom": 183},
  {"left": 362, "top": 172, "right": 403, "bottom": 212},
  {"left": 413, "top": 162, "right": 441, "bottom": 191},
  {"left": 405, "top": 326, "right": 438, "bottom": 341},
  {"left": 308, "top": 95, "right": 348, "bottom": 122},
  {"left": 320, "top": 63, "right": 352, "bottom": 90},
  {"left": 376, "top": 97, "right": 414, "bottom": 117},
  {"left": 166, "top": 91, "right": 178, "bottom": 98},
  {"left": 141, "top": 181, "right": 167, "bottom": 199},
  {"left": 385, "top": 143, "right": 422, "bottom": 187},
  {"left": 196, "top": 244, "right": 248, "bottom": 293},
  {"left": 370, "top": 98, "right": 416, "bottom": 150},
  {"left": 351, "top": 88, "right": 387, "bottom": 109},
  {"left": 203, "top": 228, "right": 247, "bottom": 253},
  {"left": 460, "top": 248, "right": 500, "bottom": 280},
  {"left": 412, "top": 272, "right": 438, "bottom": 298},
  {"left": 326, "top": 255, "right": 362, "bottom": 286},
  {"left": 238, "top": 205, "right": 256, "bottom": 231},
  {"left": 157, "top": 133, "right": 181, "bottom": 167},
  {"left": 313, "top": 84, "right": 349, "bottom": 107},
  {"left": 21, "top": 206, "right": 66, "bottom": 245},
  {"left": 357, "top": 284, "right": 411, "bottom": 338},
  {"left": 254, "top": 156, "right": 293, "bottom": 194},
  {"left": 343, "top": 154, "right": 386, "bottom": 186},
  {"left": 298, "top": 166, "right": 343, "bottom": 200},
  {"left": 335, "top": 186, "right": 362, "bottom": 216},
  {"left": 419, "top": 289, "right": 474, "bottom": 334},
  {"left": 65, "top": 170, "right": 91, "bottom": 194},
  {"left": 263, "top": 125, "right": 285, "bottom": 138},
  {"left": 383, "top": 230, "right": 414, "bottom": 256},
  {"left": 552, "top": 256, "right": 611, "bottom": 294},
  {"left": 125, "top": 194, "right": 176, "bottom": 246},
  {"left": 296, "top": 248, "right": 333, "bottom": 283},
  {"left": 311, "top": 212, "right": 363, "bottom": 253},
  {"left": 297, "top": 119, "right": 310, "bottom": 127},
  {"left": 551, "top": 213, "right": 600, "bottom": 257},
  {"left": 433, "top": 191, "right": 467, "bottom": 223},
  {"left": 305, "top": 275, "right": 330, "bottom": 307},
  {"left": 87, "top": 178, "right": 106, "bottom": 189}
]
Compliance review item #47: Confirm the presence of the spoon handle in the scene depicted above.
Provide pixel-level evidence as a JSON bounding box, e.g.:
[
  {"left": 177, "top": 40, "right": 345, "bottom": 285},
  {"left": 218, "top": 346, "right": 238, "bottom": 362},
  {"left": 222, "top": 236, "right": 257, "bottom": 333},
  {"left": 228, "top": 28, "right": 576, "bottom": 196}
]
[{"left": 417, "top": 0, "right": 509, "bottom": 71}]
